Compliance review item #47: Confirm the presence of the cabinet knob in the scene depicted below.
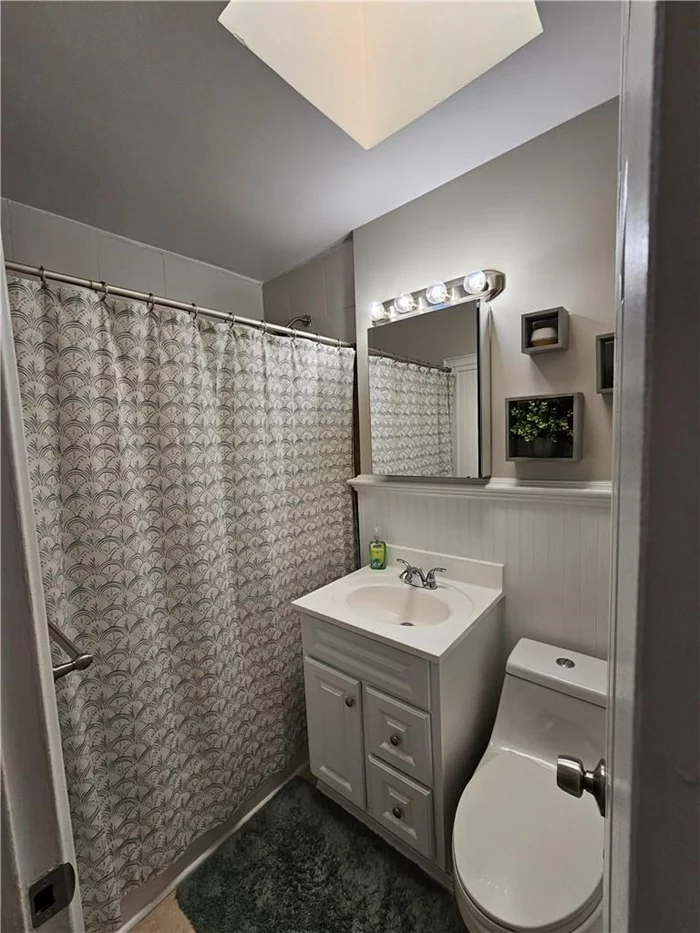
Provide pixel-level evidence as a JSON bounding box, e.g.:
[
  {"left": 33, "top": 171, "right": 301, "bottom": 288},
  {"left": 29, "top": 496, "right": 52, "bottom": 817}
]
[
  {"left": 392, "top": 807, "right": 403, "bottom": 820},
  {"left": 389, "top": 734, "right": 401, "bottom": 747},
  {"left": 344, "top": 696, "right": 355, "bottom": 708}
]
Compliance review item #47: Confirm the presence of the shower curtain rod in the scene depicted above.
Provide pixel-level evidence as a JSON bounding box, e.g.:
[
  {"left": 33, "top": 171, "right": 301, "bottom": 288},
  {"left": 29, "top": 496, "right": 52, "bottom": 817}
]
[
  {"left": 5, "top": 261, "right": 355, "bottom": 349},
  {"left": 369, "top": 347, "right": 451, "bottom": 373}
]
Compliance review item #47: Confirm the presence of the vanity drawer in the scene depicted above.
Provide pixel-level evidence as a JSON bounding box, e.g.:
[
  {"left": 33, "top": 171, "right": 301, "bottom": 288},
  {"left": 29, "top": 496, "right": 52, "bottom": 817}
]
[
  {"left": 364, "top": 686, "right": 433, "bottom": 787},
  {"left": 366, "top": 755, "right": 434, "bottom": 860},
  {"left": 301, "top": 615, "right": 431, "bottom": 709}
]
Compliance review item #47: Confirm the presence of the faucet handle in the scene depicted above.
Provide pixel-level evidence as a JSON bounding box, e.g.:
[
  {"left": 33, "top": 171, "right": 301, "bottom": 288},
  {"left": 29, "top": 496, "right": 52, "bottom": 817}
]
[
  {"left": 397, "top": 558, "right": 411, "bottom": 581},
  {"left": 425, "top": 567, "right": 447, "bottom": 588}
]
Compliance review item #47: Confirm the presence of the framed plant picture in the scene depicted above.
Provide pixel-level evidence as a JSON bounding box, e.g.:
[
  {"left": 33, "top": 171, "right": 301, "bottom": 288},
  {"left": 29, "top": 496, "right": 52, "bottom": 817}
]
[{"left": 506, "top": 393, "right": 583, "bottom": 461}]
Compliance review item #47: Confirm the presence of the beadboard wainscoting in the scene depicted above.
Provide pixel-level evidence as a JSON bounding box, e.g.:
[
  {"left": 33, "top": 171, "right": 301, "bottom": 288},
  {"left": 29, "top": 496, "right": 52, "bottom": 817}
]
[{"left": 351, "top": 477, "right": 612, "bottom": 659}]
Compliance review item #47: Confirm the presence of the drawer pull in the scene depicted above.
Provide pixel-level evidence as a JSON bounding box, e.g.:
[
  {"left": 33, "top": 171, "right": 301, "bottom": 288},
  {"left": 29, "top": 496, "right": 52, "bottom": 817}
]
[
  {"left": 389, "top": 734, "right": 401, "bottom": 747},
  {"left": 345, "top": 696, "right": 355, "bottom": 708},
  {"left": 392, "top": 807, "right": 403, "bottom": 820}
]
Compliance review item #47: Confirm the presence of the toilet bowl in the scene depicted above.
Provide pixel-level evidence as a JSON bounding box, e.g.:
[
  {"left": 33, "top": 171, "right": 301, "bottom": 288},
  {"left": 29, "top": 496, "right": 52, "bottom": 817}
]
[{"left": 452, "top": 639, "right": 607, "bottom": 933}]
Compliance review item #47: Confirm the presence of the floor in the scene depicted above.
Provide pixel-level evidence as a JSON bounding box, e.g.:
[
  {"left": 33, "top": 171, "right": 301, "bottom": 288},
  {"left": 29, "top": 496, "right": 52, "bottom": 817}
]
[
  {"left": 131, "top": 770, "right": 315, "bottom": 933},
  {"left": 133, "top": 893, "right": 194, "bottom": 933},
  {"left": 131, "top": 775, "right": 462, "bottom": 933}
]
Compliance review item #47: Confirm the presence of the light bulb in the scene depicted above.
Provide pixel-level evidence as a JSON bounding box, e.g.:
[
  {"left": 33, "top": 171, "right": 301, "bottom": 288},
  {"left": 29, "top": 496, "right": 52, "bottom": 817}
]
[
  {"left": 463, "top": 270, "right": 488, "bottom": 295},
  {"left": 425, "top": 281, "right": 448, "bottom": 305},
  {"left": 368, "top": 300, "right": 386, "bottom": 322},
  {"left": 395, "top": 292, "right": 416, "bottom": 314}
]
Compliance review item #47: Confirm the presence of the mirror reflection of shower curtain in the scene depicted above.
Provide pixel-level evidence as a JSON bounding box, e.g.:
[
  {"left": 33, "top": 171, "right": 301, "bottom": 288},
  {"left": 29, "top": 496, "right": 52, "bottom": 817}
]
[
  {"left": 8, "top": 276, "right": 357, "bottom": 933},
  {"left": 369, "top": 354, "right": 455, "bottom": 476}
]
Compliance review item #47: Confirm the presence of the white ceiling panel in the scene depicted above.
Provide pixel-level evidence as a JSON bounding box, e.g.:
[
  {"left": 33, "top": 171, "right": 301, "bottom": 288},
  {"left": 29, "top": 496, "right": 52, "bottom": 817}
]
[{"left": 219, "top": 1, "right": 543, "bottom": 149}]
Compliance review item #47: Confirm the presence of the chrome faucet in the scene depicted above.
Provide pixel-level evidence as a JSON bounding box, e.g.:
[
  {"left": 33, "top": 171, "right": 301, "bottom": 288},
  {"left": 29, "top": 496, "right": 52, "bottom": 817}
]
[{"left": 397, "top": 559, "right": 447, "bottom": 590}]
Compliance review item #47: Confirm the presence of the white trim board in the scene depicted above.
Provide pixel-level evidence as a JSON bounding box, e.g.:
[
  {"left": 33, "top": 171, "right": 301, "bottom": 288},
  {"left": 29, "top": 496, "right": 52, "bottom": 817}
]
[{"left": 349, "top": 475, "right": 612, "bottom": 507}]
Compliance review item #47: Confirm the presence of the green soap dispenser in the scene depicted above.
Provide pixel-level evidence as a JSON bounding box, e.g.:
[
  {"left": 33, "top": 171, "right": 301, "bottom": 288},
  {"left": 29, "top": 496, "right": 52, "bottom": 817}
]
[{"left": 369, "top": 528, "right": 387, "bottom": 570}]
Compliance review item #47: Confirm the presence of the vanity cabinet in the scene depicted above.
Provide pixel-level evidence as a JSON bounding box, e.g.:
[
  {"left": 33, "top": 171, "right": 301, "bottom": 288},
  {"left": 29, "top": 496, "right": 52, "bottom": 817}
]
[{"left": 300, "top": 609, "right": 503, "bottom": 885}]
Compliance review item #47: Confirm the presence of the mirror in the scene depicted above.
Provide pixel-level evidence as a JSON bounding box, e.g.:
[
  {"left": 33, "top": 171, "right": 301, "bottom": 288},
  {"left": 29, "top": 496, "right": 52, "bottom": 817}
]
[{"left": 368, "top": 301, "right": 491, "bottom": 479}]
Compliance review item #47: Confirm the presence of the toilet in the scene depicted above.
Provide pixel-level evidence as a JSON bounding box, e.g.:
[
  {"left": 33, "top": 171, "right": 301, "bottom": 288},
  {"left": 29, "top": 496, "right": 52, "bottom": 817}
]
[{"left": 452, "top": 639, "right": 607, "bottom": 933}]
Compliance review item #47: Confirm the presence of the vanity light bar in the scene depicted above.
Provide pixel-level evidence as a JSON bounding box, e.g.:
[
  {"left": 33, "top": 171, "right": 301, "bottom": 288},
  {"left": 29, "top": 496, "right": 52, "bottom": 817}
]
[{"left": 369, "top": 269, "right": 506, "bottom": 324}]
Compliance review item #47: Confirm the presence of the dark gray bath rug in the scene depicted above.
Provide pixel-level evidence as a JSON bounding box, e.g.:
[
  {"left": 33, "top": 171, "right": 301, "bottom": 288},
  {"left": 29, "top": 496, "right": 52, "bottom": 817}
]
[{"left": 176, "top": 776, "right": 464, "bottom": 933}]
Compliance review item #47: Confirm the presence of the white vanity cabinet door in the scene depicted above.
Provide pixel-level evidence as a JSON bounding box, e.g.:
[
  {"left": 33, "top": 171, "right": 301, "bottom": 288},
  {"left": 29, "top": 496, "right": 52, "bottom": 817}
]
[
  {"left": 366, "top": 755, "right": 434, "bottom": 859},
  {"left": 303, "top": 658, "right": 366, "bottom": 809}
]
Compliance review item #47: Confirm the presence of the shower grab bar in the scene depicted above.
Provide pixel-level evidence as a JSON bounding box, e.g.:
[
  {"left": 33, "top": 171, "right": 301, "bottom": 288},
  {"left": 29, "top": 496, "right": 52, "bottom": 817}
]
[{"left": 48, "top": 621, "right": 93, "bottom": 681}]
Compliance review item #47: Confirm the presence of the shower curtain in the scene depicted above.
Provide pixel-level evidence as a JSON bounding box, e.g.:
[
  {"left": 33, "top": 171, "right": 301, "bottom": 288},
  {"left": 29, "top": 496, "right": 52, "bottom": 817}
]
[
  {"left": 369, "top": 354, "right": 455, "bottom": 476},
  {"left": 8, "top": 276, "right": 357, "bottom": 933}
]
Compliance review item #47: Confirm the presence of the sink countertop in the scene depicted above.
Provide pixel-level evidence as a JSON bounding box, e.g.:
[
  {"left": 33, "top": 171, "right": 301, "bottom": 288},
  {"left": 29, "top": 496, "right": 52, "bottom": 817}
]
[{"left": 293, "top": 545, "right": 504, "bottom": 662}]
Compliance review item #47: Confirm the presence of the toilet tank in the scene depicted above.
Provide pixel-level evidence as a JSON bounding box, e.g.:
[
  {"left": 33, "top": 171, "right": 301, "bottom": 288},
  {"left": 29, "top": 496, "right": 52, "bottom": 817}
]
[{"left": 487, "top": 639, "right": 607, "bottom": 770}]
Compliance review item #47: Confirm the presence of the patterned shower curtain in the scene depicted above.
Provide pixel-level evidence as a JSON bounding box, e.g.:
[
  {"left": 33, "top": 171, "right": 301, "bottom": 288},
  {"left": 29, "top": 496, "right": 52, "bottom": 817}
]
[
  {"left": 8, "top": 276, "right": 357, "bottom": 933},
  {"left": 369, "top": 354, "right": 455, "bottom": 476}
]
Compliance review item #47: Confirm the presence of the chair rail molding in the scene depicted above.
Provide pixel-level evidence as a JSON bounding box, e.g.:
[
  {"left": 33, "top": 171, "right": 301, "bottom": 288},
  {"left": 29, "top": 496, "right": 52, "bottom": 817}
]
[{"left": 349, "top": 475, "right": 612, "bottom": 507}]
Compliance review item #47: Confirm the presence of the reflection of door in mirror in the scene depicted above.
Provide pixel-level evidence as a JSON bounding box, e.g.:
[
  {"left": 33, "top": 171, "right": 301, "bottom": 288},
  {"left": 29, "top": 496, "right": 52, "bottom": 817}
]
[{"left": 368, "top": 302, "right": 489, "bottom": 479}]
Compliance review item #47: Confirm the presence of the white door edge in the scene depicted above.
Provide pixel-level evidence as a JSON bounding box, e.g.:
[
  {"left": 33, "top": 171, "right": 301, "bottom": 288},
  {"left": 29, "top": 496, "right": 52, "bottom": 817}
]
[
  {"left": 606, "top": 2, "right": 700, "bottom": 931},
  {"left": 2, "top": 247, "right": 84, "bottom": 931}
]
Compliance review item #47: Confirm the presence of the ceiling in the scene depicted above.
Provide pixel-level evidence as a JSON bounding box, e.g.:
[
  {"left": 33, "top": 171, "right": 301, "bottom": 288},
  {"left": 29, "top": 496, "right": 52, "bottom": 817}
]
[
  {"left": 1, "top": 2, "right": 620, "bottom": 282},
  {"left": 218, "top": 1, "right": 542, "bottom": 149}
]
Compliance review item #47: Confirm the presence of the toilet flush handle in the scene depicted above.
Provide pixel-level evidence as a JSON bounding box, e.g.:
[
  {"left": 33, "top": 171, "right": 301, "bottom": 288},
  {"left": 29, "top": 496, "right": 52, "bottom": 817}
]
[{"left": 556, "top": 756, "right": 607, "bottom": 817}]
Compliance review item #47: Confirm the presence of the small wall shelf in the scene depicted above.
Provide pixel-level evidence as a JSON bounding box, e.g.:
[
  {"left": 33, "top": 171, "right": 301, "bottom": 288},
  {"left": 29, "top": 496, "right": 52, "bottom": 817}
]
[
  {"left": 506, "top": 393, "right": 584, "bottom": 462},
  {"left": 521, "top": 307, "right": 569, "bottom": 355},
  {"left": 596, "top": 333, "right": 615, "bottom": 394}
]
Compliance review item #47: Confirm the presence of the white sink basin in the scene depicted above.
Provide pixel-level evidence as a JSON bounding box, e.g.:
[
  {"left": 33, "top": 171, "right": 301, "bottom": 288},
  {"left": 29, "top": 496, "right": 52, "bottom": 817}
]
[
  {"left": 344, "top": 582, "right": 464, "bottom": 627},
  {"left": 293, "top": 547, "right": 504, "bottom": 660}
]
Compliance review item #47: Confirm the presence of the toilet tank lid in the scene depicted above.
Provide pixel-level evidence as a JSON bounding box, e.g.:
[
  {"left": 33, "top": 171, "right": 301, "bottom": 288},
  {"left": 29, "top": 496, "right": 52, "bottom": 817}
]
[{"left": 506, "top": 639, "right": 607, "bottom": 707}]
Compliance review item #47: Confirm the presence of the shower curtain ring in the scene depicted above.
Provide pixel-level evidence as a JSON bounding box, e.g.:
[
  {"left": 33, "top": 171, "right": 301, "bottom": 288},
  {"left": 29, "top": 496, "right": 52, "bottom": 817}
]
[
  {"left": 100, "top": 281, "right": 109, "bottom": 302},
  {"left": 147, "top": 293, "right": 155, "bottom": 312},
  {"left": 39, "top": 265, "right": 48, "bottom": 290},
  {"left": 190, "top": 303, "right": 198, "bottom": 321}
]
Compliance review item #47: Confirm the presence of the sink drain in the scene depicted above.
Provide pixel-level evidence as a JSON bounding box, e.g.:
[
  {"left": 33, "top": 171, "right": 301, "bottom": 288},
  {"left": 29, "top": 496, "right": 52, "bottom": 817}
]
[{"left": 400, "top": 622, "right": 414, "bottom": 627}]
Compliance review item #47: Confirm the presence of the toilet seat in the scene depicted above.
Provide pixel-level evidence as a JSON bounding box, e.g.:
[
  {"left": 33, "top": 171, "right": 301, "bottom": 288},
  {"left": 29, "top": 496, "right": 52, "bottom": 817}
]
[{"left": 453, "top": 752, "right": 603, "bottom": 933}]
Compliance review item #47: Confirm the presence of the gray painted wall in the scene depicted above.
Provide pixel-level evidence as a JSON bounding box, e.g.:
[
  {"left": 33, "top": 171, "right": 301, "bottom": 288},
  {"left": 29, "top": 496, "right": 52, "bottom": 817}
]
[
  {"left": 2, "top": 200, "right": 264, "bottom": 320},
  {"left": 354, "top": 100, "right": 619, "bottom": 480}
]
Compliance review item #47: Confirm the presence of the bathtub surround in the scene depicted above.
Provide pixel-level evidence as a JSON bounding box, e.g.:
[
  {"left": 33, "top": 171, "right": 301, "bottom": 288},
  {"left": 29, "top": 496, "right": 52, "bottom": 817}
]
[
  {"left": 263, "top": 237, "right": 356, "bottom": 344},
  {"left": 2, "top": 199, "right": 264, "bottom": 320},
  {"left": 9, "top": 277, "right": 357, "bottom": 933},
  {"left": 176, "top": 778, "right": 464, "bottom": 933}
]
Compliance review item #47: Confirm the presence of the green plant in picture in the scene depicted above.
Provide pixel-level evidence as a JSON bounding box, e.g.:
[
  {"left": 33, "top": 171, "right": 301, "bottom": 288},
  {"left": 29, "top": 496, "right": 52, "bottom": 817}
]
[{"left": 509, "top": 398, "right": 573, "bottom": 457}]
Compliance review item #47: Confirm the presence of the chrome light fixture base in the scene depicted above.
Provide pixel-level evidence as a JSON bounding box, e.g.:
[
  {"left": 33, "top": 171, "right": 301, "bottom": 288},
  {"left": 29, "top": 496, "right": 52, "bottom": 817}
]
[{"left": 369, "top": 269, "right": 505, "bottom": 325}]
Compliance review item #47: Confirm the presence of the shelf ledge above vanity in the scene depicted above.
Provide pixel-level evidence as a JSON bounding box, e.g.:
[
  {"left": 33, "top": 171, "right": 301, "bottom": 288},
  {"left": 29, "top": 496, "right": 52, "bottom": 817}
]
[{"left": 348, "top": 475, "right": 612, "bottom": 507}]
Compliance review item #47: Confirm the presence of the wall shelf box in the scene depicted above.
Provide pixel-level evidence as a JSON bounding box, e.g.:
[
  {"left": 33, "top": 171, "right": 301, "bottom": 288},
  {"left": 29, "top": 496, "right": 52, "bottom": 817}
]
[
  {"left": 506, "top": 393, "right": 584, "bottom": 462},
  {"left": 596, "top": 333, "right": 615, "bottom": 394},
  {"left": 521, "top": 307, "right": 570, "bottom": 355}
]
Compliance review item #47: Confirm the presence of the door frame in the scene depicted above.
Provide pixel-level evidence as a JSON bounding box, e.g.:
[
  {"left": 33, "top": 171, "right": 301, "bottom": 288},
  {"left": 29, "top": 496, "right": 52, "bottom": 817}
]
[
  {"left": 606, "top": 1, "right": 699, "bottom": 930},
  {"left": 1, "top": 245, "right": 84, "bottom": 931}
]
